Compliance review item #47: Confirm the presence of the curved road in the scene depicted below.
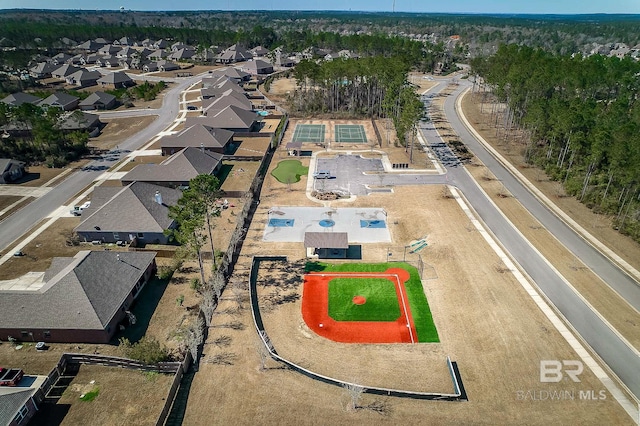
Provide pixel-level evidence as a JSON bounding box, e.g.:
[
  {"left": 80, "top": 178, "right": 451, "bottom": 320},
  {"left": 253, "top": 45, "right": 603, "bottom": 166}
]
[
  {"left": 428, "top": 82, "right": 640, "bottom": 399},
  {"left": 0, "top": 74, "right": 204, "bottom": 251}
]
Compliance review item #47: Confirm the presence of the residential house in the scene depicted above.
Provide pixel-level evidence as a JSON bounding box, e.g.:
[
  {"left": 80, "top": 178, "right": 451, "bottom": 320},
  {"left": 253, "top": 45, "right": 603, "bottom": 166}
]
[
  {"left": 159, "top": 124, "right": 234, "bottom": 156},
  {"left": 50, "top": 52, "right": 73, "bottom": 65},
  {"left": 143, "top": 60, "right": 179, "bottom": 73},
  {"left": 201, "top": 76, "right": 246, "bottom": 96},
  {"left": 193, "top": 48, "right": 218, "bottom": 63},
  {"left": 202, "top": 90, "right": 253, "bottom": 116},
  {"left": 0, "top": 250, "right": 157, "bottom": 343},
  {"left": 168, "top": 48, "right": 195, "bottom": 61},
  {"left": 38, "top": 92, "right": 80, "bottom": 111},
  {"left": 58, "top": 111, "right": 102, "bottom": 136},
  {"left": 29, "top": 62, "right": 56, "bottom": 79},
  {"left": 274, "top": 50, "right": 295, "bottom": 67},
  {"left": 75, "top": 39, "right": 105, "bottom": 51},
  {"left": 116, "top": 36, "right": 134, "bottom": 46},
  {"left": 95, "top": 55, "right": 113, "bottom": 67},
  {"left": 250, "top": 45, "right": 270, "bottom": 57},
  {"left": 184, "top": 105, "right": 260, "bottom": 133},
  {"left": 117, "top": 46, "right": 136, "bottom": 59},
  {"left": 216, "top": 43, "right": 252, "bottom": 64},
  {"left": 97, "top": 71, "right": 135, "bottom": 89},
  {"left": 65, "top": 69, "right": 101, "bottom": 87},
  {"left": 121, "top": 147, "right": 223, "bottom": 187},
  {"left": 1, "top": 92, "right": 41, "bottom": 107},
  {"left": 80, "top": 54, "right": 101, "bottom": 65},
  {"left": 94, "top": 37, "right": 111, "bottom": 45},
  {"left": 153, "top": 39, "right": 169, "bottom": 49},
  {"left": 239, "top": 59, "right": 274, "bottom": 75},
  {"left": 51, "top": 64, "right": 82, "bottom": 79},
  {"left": 98, "top": 44, "right": 120, "bottom": 55},
  {"left": 79, "top": 91, "right": 117, "bottom": 110},
  {"left": 0, "top": 159, "right": 26, "bottom": 184},
  {"left": 75, "top": 181, "right": 181, "bottom": 244},
  {"left": 0, "top": 376, "right": 46, "bottom": 426},
  {"left": 148, "top": 49, "right": 168, "bottom": 61}
]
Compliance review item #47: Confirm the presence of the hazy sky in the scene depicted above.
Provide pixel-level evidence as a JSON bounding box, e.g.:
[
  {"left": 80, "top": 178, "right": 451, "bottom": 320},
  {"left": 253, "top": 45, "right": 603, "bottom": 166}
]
[{"left": 2, "top": 0, "right": 639, "bottom": 14}]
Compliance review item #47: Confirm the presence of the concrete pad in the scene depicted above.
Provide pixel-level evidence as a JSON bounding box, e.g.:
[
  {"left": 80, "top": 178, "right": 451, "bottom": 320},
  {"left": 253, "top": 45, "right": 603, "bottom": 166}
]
[
  {"left": 0, "top": 186, "right": 53, "bottom": 197},
  {"left": 263, "top": 207, "right": 391, "bottom": 243},
  {"left": 0, "top": 271, "right": 45, "bottom": 291},
  {"left": 131, "top": 149, "right": 162, "bottom": 156}
]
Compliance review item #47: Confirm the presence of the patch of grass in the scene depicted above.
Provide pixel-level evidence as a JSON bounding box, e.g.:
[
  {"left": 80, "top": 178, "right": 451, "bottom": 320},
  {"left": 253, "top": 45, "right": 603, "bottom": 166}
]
[
  {"left": 80, "top": 387, "right": 99, "bottom": 402},
  {"left": 271, "top": 159, "right": 308, "bottom": 184},
  {"left": 328, "top": 278, "right": 400, "bottom": 321},
  {"left": 143, "top": 371, "right": 160, "bottom": 382},
  {"left": 307, "top": 262, "right": 439, "bottom": 342}
]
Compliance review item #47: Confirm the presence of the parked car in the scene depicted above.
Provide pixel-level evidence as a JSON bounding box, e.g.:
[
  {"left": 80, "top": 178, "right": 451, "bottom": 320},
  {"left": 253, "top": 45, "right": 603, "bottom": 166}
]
[
  {"left": 187, "top": 105, "right": 198, "bottom": 110},
  {"left": 313, "top": 170, "right": 332, "bottom": 179},
  {"left": 70, "top": 201, "right": 91, "bottom": 216},
  {"left": 0, "top": 367, "right": 24, "bottom": 386}
]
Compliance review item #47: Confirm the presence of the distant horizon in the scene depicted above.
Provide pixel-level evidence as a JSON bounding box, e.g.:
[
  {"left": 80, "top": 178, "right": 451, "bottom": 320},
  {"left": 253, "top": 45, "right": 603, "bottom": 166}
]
[
  {"left": 1, "top": 0, "right": 639, "bottom": 15},
  {"left": 3, "top": 8, "right": 640, "bottom": 16}
]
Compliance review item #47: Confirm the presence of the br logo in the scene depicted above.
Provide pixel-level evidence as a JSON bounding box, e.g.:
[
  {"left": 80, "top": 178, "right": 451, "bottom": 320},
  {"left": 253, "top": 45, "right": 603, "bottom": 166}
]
[{"left": 540, "top": 360, "right": 583, "bottom": 382}]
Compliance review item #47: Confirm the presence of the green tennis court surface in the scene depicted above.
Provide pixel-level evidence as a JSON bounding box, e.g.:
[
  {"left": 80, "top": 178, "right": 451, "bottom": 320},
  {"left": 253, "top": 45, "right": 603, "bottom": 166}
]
[
  {"left": 291, "top": 124, "right": 325, "bottom": 143},
  {"left": 334, "top": 124, "right": 367, "bottom": 143}
]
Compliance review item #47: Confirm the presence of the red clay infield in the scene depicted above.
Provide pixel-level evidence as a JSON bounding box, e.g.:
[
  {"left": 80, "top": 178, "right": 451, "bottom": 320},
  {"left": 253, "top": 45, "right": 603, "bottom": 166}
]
[{"left": 301, "top": 268, "right": 417, "bottom": 343}]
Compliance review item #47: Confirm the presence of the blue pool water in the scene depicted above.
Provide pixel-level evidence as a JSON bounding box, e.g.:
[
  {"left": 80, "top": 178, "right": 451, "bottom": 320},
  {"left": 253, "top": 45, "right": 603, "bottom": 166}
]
[
  {"left": 319, "top": 219, "right": 335, "bottom": 227},
  {"left": 269, "top": 218, "right": 294, "bottom": 227},
  {"left": 257, "top": 110, "right": 269, "bottom": 116},
  {"left": 360, "top": 220, "right": 386, "bottom": 228}
]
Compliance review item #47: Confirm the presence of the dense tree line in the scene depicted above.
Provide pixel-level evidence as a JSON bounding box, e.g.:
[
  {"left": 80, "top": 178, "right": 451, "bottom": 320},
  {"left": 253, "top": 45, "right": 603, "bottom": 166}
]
[
  {"left": 0, "top": 103, "right": 89, "bottom": 166},
  {"left": 471, "top": 45, "right": 640, "bottom": 241},
  {"left": 290, "top": 56, "right": 423, "bottom": 145}
]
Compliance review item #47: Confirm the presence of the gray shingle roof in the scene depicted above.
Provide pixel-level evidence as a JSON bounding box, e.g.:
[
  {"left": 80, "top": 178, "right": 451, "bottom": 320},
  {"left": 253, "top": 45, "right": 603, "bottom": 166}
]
[
  {"left": 0, "top": 250, "right": 156, "bottom": 330},
  {"left": 304, "top": 232, "right": 349, "bottom": 249},
  {"left": 1, "top": 92, "right": 41, "bottom": 106},
  {"left": 192, "top": 105, "right": 259, "bottom": 130},
  {"left": 122, "top": 147, "right": 222, "bottom": 184},
  {"left": 97, "top": 71, "right": 133, "bottom": 85},
  {"left": 51, "top": 63, "right": 81, "bottom": 78},
  {"left": 79, "top": 91, "right": 116, "bottom": 107},
  {"left": 160, "top": 124, "right": 233, "bottom": 150},
  {"left": 76, "top": 182, "right": 181, "bottom": 234},
  {"left": 38, "top": 92, "right": 79, "bottom": 108},
  {"left": 0, "top": 388, "right": 34, "bottom": 425}
]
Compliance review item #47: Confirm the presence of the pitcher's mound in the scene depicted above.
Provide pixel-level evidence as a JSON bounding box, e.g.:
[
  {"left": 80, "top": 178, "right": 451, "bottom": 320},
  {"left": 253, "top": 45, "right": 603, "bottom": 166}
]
[{"left": 352, "top": 295, "right": 366, "bottom": 305}]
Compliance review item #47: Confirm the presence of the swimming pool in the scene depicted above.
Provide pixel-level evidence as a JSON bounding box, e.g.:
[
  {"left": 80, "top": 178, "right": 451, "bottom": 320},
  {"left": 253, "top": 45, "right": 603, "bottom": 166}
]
[
  {"left": 269, "top": 218, "right": 295, "bottom": 227},
  {"left": 360, "top": 220, "right": 386, "bottom": 228}
]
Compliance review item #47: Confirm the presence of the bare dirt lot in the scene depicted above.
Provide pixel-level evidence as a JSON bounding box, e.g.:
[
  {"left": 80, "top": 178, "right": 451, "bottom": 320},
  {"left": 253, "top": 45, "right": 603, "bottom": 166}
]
[
  {"left": 90, "top": 116, "right": 157, "bottom": 152},
  {"left": 184, "top": 133, "right": 631, "bottom": 424}
]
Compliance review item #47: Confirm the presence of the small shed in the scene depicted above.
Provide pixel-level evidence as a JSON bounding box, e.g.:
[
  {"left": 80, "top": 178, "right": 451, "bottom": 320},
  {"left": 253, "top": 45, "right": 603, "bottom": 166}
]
[{"left": 304, "top": 232, "right": 349, "bottom": 259}]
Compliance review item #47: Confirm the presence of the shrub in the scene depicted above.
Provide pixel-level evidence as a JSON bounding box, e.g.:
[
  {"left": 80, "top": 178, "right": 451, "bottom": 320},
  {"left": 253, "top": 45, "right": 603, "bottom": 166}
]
[{"left": 119, "top": 336, "right": 169, "bottom": 364}]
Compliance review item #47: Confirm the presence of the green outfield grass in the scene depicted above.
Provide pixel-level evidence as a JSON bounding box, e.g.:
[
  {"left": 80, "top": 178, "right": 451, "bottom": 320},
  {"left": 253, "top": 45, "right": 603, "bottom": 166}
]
[
  {"left": 328, "top": 278, "right": 401, "bottom": 321},
  {"left": 271, "top": 159, "right": 309, "bottom": 183},
  {"left": 306, "top": 261, "right": 440, "bottom": 342}
]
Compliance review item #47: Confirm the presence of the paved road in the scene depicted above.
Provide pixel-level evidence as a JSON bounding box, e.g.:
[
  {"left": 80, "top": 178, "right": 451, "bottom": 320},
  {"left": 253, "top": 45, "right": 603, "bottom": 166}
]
[
  {"left": 425, "top": 82, "right": 640, "bottom": 399},
  {"left": 0, "top": 74, "right": 203, "bottom": 251}
]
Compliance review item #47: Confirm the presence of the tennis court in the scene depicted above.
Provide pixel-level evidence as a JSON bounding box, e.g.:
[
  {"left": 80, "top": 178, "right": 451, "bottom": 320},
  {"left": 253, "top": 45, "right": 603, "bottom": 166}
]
[
  {"left": 334, "top": 124, "right": 367, "bottom": 143},
  {"left": 291, "top": 124, "right": 326, "bottom": 143}
]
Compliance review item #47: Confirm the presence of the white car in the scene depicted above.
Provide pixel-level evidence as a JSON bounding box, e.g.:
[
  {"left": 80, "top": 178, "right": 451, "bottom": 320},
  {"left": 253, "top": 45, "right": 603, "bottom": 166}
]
[{"left": 70, "top": 201, "right": 91, "bottom": 216}]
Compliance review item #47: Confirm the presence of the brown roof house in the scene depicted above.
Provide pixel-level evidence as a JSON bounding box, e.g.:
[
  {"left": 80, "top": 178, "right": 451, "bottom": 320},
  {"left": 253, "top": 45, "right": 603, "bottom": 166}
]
[
  {"left": 38, "top": 92, "right": 80, "bottom": 111},
  {"left": 97, "top": 71, "right": 135, "bottom": 89},
  {"left": 0, "top": 159, "right": 26, "bottom": 184},
  {"left": 78, "top": 91, "right": 117, "bottom": 110},
  {"left": 304, "top": 232, "right": 349, "bottom": 259},
  {"left": 75, "top": 182, "right": 180, "bottom": 244},
  {"left": 121, "top": 147, "right": 223, "bottom": 187},
  {"left": 184, "top": 105, "right": 261, "bottom": 133},
  {"left": 58, "top": 111, "right": 102, "bottom": 136},
  {"left": 160, "top": 124, "right": 234, "bottom": 156},
  {"left": 0, "top": 250, "right": 157, "bottom": 344}
]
